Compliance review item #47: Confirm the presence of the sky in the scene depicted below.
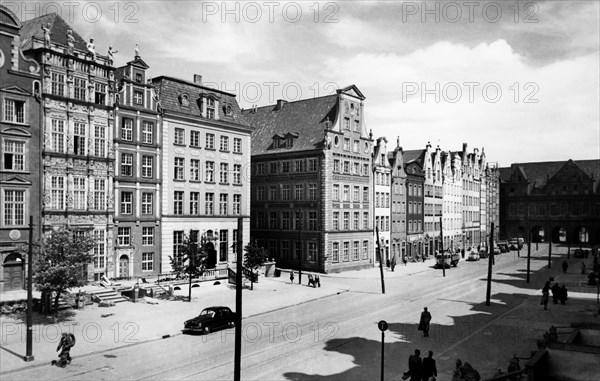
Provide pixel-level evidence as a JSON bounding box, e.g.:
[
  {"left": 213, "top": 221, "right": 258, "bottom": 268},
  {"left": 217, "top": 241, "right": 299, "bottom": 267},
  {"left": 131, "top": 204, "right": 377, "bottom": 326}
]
[{"left": 7, "top": 0, "right": 599, "bottom": 167}]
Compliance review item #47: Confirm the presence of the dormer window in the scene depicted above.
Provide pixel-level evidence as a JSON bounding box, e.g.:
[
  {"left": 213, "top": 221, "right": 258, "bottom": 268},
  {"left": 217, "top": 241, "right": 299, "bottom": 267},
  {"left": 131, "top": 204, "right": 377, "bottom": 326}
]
[
  {"left": 180, "top": 94, "right": 190, "bottom": 107},
  {"left": 207, "top": 98, "right": 215, "bottom": 118},
  {"left": 222, "top": 103, "right": 233, "bottom": 116},
  {"left": 135, "top": 73, "right": 143, "bottom": 83},
  {"left": 286, "top": 137, "right": 294, "bottom": 148},
  {"left": 271, "top": 132, "right": 298, "bottom": 149}
]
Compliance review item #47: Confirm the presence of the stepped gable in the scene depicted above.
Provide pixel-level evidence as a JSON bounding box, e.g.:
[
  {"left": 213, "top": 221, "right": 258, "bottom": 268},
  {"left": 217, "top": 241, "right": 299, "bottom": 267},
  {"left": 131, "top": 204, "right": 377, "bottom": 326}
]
[
  {"left": 20, "top": 13, "right": 87, "bottom": 51},
  {"left": 243, "top": 94, "right": 339, "bottom": 155},
  {"left": 151, "top": 76, "right": 249, "bottom": 127}
]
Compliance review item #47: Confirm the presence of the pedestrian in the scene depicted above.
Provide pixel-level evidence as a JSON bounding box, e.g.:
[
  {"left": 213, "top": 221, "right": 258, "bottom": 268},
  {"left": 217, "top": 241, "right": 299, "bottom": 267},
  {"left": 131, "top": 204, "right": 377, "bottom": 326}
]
[
  {"left": 451, "top": 359, "right": 463, "bottom": 381},
  {"left": 460, "top": 362, "right": 481, "bottom": 381},
  {"left": 403, "top": 256, "right": 408, "bottom": 266},
  {"left": 289, "top": 271, "right": 294, "bottom": 284},
  {"left": 315, "top": 274, "right": 321, "bottom": 287},
  {"left": 581, "top": 262, "right": 587, "bottom": 274},
  {"left": 418, "top": 307, "right": 432, "bottom": 337},
  {"left": 391, "top": 256, "right": 396, "bottom": 272},
  {"left": 53, "top": 332, "right": 75, "bottom": 367},
  {"left": 551, "top": 282, "right": 560, "bottom": 304},
  {"left": 541, "top": 281, "right": 550, "bottom": 310},
  {"left": 404, "top": 349, "right": 422, "bottom": 381},
  {"left": 421, "top": 350, "right": 437, "bottom": 381},
  {"left": 562, "top": 260, "right": 568, "bottom": 273},
  {"left": 559, "top": 284, "right": 568, "bottom": 305}
]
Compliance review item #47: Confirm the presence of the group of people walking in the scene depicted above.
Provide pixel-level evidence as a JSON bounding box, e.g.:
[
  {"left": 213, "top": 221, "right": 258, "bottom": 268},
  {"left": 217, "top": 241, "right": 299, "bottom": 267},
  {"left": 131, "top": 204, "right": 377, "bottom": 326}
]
[
  {"left": 403, "top": 349, "right": 438, "bottom": 381},
  {"left": 541, "top": 278, "right": 568, "bottom": 310}
]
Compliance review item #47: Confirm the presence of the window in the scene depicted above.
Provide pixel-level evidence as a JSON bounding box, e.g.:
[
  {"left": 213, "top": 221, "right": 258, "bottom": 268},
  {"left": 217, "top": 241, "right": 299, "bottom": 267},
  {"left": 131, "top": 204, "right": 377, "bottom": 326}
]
[
  {"left": 94, "top": 125, "right": 105, "bottom": 157},
  {"left": 233, "top": 229, "right": 238, "bottom": 255},
  {"left": 173, "top": 231, "right": 183, "bottom": 266},
  {"left": 142, "top": 253, "right": 153, "bottom": 271},
  {"left": 344, "top": 118, "right": 350, "bottom": 130},
  {"left": 118, "top": 227, "right": 131, "bottom": 246},
  {"left": 233, "top": 138, "right": 242, "bottom": 153},
  {"left": 363, "top": 212, "right": 369, "bottom": 229},
  {"left": 3, "top": 140, "right": 24, "bottom": 171},
  {"left": 74, "top": 77, "right": 86, "bottom": 101},
  {"left": 3, "top": 98, "right": 25, "bottom": 124},
  {"left": 142, "top": 227, "right": 154, "bottom": 245},
  {"left": 121, "top": 153, "right": 133, "bottom": 176},
  {"left": 189, "top": 159, "right": 200, "bottom": 181},
  {"left": 174, "top": 128, "right": 185, "bottom": 145},
  {"left": 353, "top": 140, "right": 359, "bottom": 152},
  {"left": 353, "top": 162, "right": 360, "bottom": 175},
  {"left": 363, "top": 187, "right": 369, "bottom": 203},
  {"left": 121, "top": 192, "right": 133, "bottom": 214},
  {"left": 134, "top": 91, "right": 143, "bottom": 105},
  {"left": 295, "top": 211, "right": 303, "bottom": 230},
  {"left": 51, "top": 72, "right": 64, "bottom": 96},
  {"left": 295, "top": 184, "right": 303, "bottom": 200},
  {"left": 332, "top": 242, "right": 339, "bottom": 262},
  {"left": 219, "top": 230, "right": 228, "bottom": 262},
  {"left": 257, "top": 186, "right": 265, "bottom": 201},
  {"left": 343, "top": 242, "right": 349, "bottom": 261},
  {"left": 73, "top": 177, "right": 86, "bottom": 210},
  {"left": 295, "top": 241, "right": 303, "bottom": 260},
  {"left": 333, "top": 184, "right": 339, "bottom": 201},
  {"left": 220, "top": 163, "right": 229, "bottom": 183},
  {"left": 174, "top": 191, "right": 184, "bottom": 215},
  {"left": 308, "top": 158, "right": 317, "bottom": 172},
  {"left": 343, "top": 161, "right": 350, "bottom": 173},
  {"left": 233, "top": 194, "right": 241, "bottom": 215},
  {"left": 51, "top": 119, "right": 65, "bottom": 152},
  {"left": 269, "top": 212, "right": 278, "bottom": 229},
  {"left": 174, "top": 157, "right": 185, "bottom": 180},
  {"left": 353, "top": 241, "right": 359, "bottom": 260},
  {"left": 142, "top": 121, "right": 153, "bottom": 144},
  {"left": 73, "top": 123, "right": 86, "bottom": 155},
  {"left": 334, "top": 159, "right": 340, "bottom": 173},
  {"left": 219, "top": 194, "right": 228, "bottom": 215},
  {"left": 343, "top": 212, "right": 349, "bottom": 230},
  {"left": 363, "top": 164, "right": 369, "bottom": 176},
  {"left": 141, "top": 156, "right": 153, "bottom": 178},
  {"left": 205, "top": 193, "right": 214, "bottom": 215},
  {"left": 281, "top": 161, "right": 290, "bottom": 173},
  {"left": 190, "top": 130, "right": 200, "bottom": 147},
  {"left": 343, "top": 138, "right": 350, "bottom": 151},
  {"left": 353, "top": 186, "right": 359, "bottom": 202},
  {"left": 282, "top": 185, "right": 290, "bottom": 201},
  {"left": 3, "top": 190, "right": 24, "bottom": 226},
  {"left": 50, "top": 176, "right": 65, "bottom": 209},
  {"left": 142, "top": 193, "right": 153, "bottom": 215},
  {"left": 135, "top": 73, "right": 143, "bottom": 83},
  {"left": 93, "top": 179, "right": 105, "bottom": 210},
  {"left": 121, "top": 119, "right": 133, "bottom": 141},
  {"left": 207, "top": 98, "right": 216, "bottom": 119},
  {"left": 333, "top": 212, "right": 339, "bottom": 230},
  {"left": 206, "top": 133, "right": 215, "bottom": 149},
  {"left": 205, "top": 161, "right": 215, "bottom": 182},
  {"left": 343, "top": 185, "right": 350, "bottom": 202},
  {"left": 308, "top": 184, "right": 317, "bottom": 200},
  {"left": 269, "top": 186, "right": 277, "bottom": 201},
  {"left": 93, "top": 230, "right": 105, "bottom": 268},
  {"left": 270, "top": 162, "right": 278, "bottom": 174},
  {"left": 94, "top": 82, "right": 106, "bottom": 105},
  {"left": 281, "top": 240, "right": 290, "bottom": 259},
  {"left": 308, "top": 242, "right": 317, "bottom": 262},
  {"left": 281, "top": 211, "right": 290, "bottom": 230},
  {"left": 353, "top": 212, "right": 359, "bottom": 230},
  {"left": 295, "top": 160, "right": 305, "bottom": 172},
  {"left": 308, "top": 211, "right": 317, "bottom": 230},
  {"left": 362, "top": 241, "right": 369, "bottom": 259},
  {"left": 220, "top": 136, "right": 229, "bottom": 151}
]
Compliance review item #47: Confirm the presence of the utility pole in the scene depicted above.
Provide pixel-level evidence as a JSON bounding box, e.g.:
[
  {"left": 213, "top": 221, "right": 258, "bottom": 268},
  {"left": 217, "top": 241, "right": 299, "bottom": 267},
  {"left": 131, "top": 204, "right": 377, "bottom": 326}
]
[
  {"left": 548, "top": 225, "right": 552, "bottom": 269},
  {"left": 297, "top": 210, "right": 302, "bottom": 285},
  {"left": 485, "top": 222, "right": 494, "bottom": 306},
  {"left": 234, "top": 218, "right": 243, "bottom": 381},
  {"left": 376, "top": 226, "right": 385, "bottom": 294},
  {"left": 440, "top": 216, "right": 445, "bottom": 277},
  {"left": 527, "top": 224, "right": 531, "bottom": 284},
  {"left": 25, "top": 216, "right": 34, "bottom": 361}
]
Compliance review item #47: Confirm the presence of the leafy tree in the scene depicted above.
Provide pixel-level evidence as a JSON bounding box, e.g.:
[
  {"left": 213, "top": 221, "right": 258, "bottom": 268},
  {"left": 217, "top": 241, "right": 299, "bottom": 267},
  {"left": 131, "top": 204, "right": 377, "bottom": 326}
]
[
  {"left": 243, "top": 240, "right": 268, "bottom": 290},
  {"left": 169, "top": 234, "right": 208, "bottom": 302},
  {"left": 34, "top": 228, "right": 95, "bottom": 321}
]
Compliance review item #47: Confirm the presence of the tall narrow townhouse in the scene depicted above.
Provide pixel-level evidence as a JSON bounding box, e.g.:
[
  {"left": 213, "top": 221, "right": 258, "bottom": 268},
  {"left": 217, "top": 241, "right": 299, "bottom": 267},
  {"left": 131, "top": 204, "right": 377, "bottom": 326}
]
[
  {"left": 21, "top": 14, "right": 116, "bottom": 281},
  {"left": 244, "top": 86, "right": 374, "bottom": 273},
  {"left": 373, "top": 137, "right": 391, "bottom": 264},
  {"left": 461, "top": 143, "right": 482, "bottom": 249},
  {"left": 479, "top": 149, "right": 488, "bottom": 248},
  {"left": 113, "top": 51, "right": 161, "bottom": 278},
  {"left": 441, "top": 150, "right": 463, "bottom": 253},
  {"left": 422, "top": 143, "right": 443, "bottom": 256},
  {"left": 0, "top": 5, "right": 42, "bottom": 293},
  {"left": 388, "top": 138, "right": 407, "bottom": 264},
  {"left": 403, "top": 150, "right": 425, "bottom": 260},
  {"left": 152, "top": 75, "right": 251, "bottom": 273},
  {"left": 485, "top": 164, "right": 500, "bottom": 242}
]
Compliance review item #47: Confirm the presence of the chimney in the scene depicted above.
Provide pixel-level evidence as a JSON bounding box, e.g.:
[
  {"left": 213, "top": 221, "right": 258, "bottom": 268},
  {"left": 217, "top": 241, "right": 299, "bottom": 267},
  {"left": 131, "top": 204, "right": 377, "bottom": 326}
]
[
  {"left": 193, "top": 74, "right": 203, "bottom": 85},
  {"left": 463, "top": 143, "right": 468, "bottom": 153},
  {"left": 275, "top": 99, "right": 287, "bottom": 111}
]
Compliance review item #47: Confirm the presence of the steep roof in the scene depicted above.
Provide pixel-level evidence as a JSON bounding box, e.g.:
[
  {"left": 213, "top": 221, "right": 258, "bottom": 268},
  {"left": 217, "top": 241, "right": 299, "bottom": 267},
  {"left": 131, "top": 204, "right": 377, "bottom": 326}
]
[
  {"left": 499, "top": 159, "right": 600, "bottom": 188},
  {"left": 243, "top": 95, "right": 339, "bottom": 155},
  {"left": 403, "top": 149, "right": 425, "bottom": 164},
  {"left": 20, "top": 13, "right": 87, "bottom": 51}
]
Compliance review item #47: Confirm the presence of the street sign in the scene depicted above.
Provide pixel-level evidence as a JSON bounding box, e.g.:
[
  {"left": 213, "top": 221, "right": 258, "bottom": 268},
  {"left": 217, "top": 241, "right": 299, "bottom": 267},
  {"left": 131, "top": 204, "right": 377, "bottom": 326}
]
[{"left": 378, "top": 320, "right": 388, "bottom": 332}]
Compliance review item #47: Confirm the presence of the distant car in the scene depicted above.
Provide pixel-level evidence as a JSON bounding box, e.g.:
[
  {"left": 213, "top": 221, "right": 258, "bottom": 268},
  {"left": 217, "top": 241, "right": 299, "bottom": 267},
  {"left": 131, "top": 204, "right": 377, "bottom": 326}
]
[
  {"left": 493, "top": 245, "right": 501, "bottom": 255},
  {"left": 497, "top": 240, "right": 509, "bottom": 253},
  {"left": 573, "top": 249, "right": 590, "bottom": 258},
  {"left": 466, "top": 250, "right": 480, "bottom": 261},
  {"left": 436, "top": 252, "right": 460, "bottom": 268},
  {"left": 509, "top": 238, "right": 523, "bottom": 250},
  {"left": 183, "top": 306, "right": 237, "bottom": 334}
]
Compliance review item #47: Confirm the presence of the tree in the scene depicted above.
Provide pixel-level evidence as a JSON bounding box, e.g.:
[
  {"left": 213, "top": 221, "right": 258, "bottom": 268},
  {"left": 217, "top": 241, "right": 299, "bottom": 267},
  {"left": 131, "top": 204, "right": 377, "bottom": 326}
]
[
  {"left": 169, "top": 233, "right": 208, "bottom": 302},
  {"left": 34, "top": 228, "right": 95, "bottom": 321},
  {"left": 243, "top": 240, "right": 268, "bottom": 290}
]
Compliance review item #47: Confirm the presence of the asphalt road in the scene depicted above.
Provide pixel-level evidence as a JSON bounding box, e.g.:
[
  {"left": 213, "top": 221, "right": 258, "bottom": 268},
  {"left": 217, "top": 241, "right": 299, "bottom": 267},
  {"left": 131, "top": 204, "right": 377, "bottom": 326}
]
[{"left": 4, "top": 246, "right": 561, "bottom": 380}]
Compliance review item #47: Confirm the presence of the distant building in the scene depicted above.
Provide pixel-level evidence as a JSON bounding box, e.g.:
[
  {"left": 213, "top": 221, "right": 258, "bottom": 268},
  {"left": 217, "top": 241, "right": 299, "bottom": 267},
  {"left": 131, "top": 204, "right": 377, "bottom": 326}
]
[
  {"left": 388, "top": 138, "right": 407, "bottom": 263},
  {"left": 441, "top": 150, "right": 463, "bottom": 252},
  {"left": 499, "top": 159, "right": 600, "bottom": 245},
  {"left": 152, "top": 75, "right": 251, "bottom": 273},
  {"left": 461, "top": 144, "right": 483, "bottom": 249},
  {"left": 0, "top": 5, "right": 42, "bottom": 293},
  {"left": 403, "top": 150, "right": 425, "bottom": 259},
  {"left": 373, "top": 137, "right": 391, "bottom": 264},
  {"left": 244, "top": 86, "right": 374, "bottom": 273}
]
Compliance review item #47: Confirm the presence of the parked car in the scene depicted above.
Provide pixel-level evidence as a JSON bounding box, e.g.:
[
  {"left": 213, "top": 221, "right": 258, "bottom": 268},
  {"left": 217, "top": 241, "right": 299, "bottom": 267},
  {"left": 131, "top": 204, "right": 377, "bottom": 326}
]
[
  {"left": 497, "top": 240, "right": 509, "bottom": 253},
  {"left": 493, "top": 244, "right": 501, "bottom": 255},
  {"left": 466, "top": 249, "right": 480, "bottom": 261},
  {"left": 183, "top": 306, "right": 237, "bottom": 334},
  {"left": 573, "top": 249, "right": 590, "bottom": 258},
  {"left": 436, "top": 251, "right": 460, "bottom": 268},
  {"left": 509, "top": 238, "right": 523, "bottom": 250},
  {"left": 478, "top": 245, "right": 489, "bottom": 259}
]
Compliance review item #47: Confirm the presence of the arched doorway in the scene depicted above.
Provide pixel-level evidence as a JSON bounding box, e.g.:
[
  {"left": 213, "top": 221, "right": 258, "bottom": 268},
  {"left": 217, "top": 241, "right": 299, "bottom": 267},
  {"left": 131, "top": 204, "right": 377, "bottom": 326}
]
[
  {"left": 3, "top": 253, "right": 24, "bottom": 292},
  {"left": 206, "top": 242, "right": 217, "bottom": 269},
  {"left": 119, "top": 255, "right": 129, "bottom": 278}
]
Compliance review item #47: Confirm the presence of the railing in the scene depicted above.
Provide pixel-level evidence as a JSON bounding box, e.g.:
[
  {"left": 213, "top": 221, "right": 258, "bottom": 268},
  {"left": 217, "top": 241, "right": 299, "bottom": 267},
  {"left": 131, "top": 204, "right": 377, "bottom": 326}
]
[{"left": 156, "top": 268, "right": 228, "bottom": 284}]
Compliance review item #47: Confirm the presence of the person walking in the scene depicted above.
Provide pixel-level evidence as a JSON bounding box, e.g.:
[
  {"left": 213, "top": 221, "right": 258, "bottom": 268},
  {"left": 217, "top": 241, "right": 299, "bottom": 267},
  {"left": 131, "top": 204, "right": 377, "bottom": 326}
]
[
  {"left": 54, "top": 332, "right": 75, "bottom": 367},
  {"left": 562, "top": 260, "right": 568, "bottom": 273},
  {"left": 559, "top": 284, "right": 568, "bottom": 305},
  {"left": 289, "top": 271, "right": 294, "bottom": 284},
  {"left": 551, "top": 282, "right": 560, "bottom": 304},
  {"left": 421, "top": 350, "right": 437, "bottom": 381},
  {"left": 406, "top": 349, "right": 422, "bottom": 381},
  {"left": 541, "top": 281, "right": 550, "bottom": 310},
  {"left": 418, "top": 307, "right": 432, "bottom": 337}
]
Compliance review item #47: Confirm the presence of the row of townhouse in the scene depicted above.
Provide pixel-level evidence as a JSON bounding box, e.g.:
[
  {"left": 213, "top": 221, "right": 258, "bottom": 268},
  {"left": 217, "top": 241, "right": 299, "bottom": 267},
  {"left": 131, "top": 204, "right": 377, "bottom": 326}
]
[{"left": 0, "top": 9, "right": 251, "bottom": 293}]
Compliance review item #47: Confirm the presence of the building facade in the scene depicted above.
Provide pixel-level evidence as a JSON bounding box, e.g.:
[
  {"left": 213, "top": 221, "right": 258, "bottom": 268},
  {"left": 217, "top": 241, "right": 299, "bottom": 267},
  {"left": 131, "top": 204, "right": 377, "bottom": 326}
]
[
  {"left": 0, "top": 5, "right": 42, "bottom": 293},
  {"left": 373, "top": 137, "right": 391, "bottom": 264},
  {"left": 403, "top": 151, "right": 425, "bottom": 260},
  {"left": 21, "top": 14, "right": 116, "bottom": 282},
  {"left": 461, "top": 144, "right": 483, "bottom": 249},
  {"left": 441, "top": 150, "right": 463, "bottom": 252},
  {"left": 113, "top": 52, "right": 162, "bottom": 278},
  {"left": 245, "top": 86, "right": 374, "bottom": 273},
  {"left": 388, "top": 138, "right": 407, "bottom": 263},
  {"left": 500, "top": 159, "right": 600, "bottom": 246},
  {"left": 152, "top": 75, "right": 251, "bottom": 273}
]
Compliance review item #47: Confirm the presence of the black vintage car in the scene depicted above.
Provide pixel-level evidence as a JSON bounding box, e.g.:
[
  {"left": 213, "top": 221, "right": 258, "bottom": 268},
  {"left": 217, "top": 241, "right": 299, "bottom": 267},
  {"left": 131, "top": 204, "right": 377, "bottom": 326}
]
[{"left": 183, "top": 306, "right": 237, "bottom": 334}]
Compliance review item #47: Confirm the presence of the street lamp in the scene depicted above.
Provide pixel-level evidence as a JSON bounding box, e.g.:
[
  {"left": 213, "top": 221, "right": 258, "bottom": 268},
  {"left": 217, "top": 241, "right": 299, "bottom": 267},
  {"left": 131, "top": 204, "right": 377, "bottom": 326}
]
[{"left": 296, "top": 209, "right": 302, "bottom": 285}]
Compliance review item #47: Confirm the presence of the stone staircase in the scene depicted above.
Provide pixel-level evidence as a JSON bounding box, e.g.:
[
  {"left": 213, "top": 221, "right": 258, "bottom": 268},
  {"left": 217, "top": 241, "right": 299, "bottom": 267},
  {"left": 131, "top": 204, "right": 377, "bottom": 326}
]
[
  {"left": 87, "top": 287, "right": 128, "bottom": 304},
  {"left": 140, "top": 284, "right": 168, "bottom": 298}
]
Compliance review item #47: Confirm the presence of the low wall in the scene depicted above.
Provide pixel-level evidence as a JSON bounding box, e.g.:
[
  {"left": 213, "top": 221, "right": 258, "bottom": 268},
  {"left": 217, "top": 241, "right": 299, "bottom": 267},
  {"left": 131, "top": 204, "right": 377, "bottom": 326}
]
[{"left": 547, "top": 342, "right": 600, "bottom": 381}]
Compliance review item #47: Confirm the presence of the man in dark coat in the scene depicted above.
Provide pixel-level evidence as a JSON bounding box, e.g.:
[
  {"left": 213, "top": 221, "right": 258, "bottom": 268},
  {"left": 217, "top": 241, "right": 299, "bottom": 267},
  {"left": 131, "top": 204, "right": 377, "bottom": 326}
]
[
  {"left": 421, "top": 350, "right": 437, "bottom": 381},
  {"left": 54, "top": 332, "right": 75, "bottom": 367},
  {"left": 408, "top": 349, "right": 422, "bottom": 381},
  {"left": 562, "top": 260, "right": 568, "bottom": 273},
  {"left": 419, "top": 307, "right": 432, "bottom": 337},
  {"left": 559, "top": 284, "right": 568, "bottom": 305},
  {"left": 551, "top": 282, "right": 560, "bottom": 304}
]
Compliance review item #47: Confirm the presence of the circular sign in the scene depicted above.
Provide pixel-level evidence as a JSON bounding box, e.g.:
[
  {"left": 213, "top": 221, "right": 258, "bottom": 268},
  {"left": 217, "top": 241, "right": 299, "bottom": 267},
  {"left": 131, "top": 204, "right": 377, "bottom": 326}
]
[
  {"left": 9, "top": 229, "right": 21, "bottom": 241},
  {"left": 378, "top": 320, "right": 388, "bottom": 332}
]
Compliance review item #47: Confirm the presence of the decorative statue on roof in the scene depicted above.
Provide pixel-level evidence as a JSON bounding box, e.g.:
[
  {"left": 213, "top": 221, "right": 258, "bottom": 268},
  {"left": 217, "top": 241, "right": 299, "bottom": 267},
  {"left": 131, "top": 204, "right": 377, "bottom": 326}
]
[
  {"left": 87, "top": 38, "right": 96, "bottom": 60},
  {"left": 107, "top": 46, "right": 118, "bottom": 65},
  {"left": 135, "top": 44, "right": 140, "bottom": 58},
  {"left": 42, "top": 23, "right": 52, "bottom": 47},
  {"left": 323, "top": 117, "right": 332, "bottom": 150},
  {"left": 66, "top": 29, "right": 75, "bottom": 55}
]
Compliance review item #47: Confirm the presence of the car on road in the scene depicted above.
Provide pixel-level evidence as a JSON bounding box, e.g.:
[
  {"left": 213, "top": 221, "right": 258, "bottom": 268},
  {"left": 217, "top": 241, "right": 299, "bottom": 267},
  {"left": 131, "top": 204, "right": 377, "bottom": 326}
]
[
  {"left": 436, "top": 251, "right": 460, "bottom": 268},
  {"left": 509, "top": 238, "right": 524, "bottom": 250},
  {"left": 466, "top": 249, "right": 480, "bottom": 261},
  {"left": 497, "top": 240, "right": 509, "bottom": 253},
  {"left": 183, "top": 306, "right": 237, "bottom": 334},
  {"left": 573, "top": 249, "right": 590, "bottom": 258}
]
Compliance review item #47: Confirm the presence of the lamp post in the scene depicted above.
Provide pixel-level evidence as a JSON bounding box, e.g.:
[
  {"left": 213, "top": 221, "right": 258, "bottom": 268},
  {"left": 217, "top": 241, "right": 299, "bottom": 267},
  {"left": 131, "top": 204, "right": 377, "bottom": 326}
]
[{"left": 297, "top": 209, "right": 302, "bottom": 285}]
